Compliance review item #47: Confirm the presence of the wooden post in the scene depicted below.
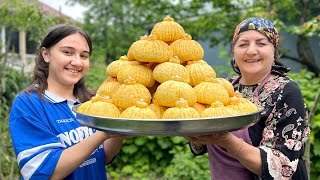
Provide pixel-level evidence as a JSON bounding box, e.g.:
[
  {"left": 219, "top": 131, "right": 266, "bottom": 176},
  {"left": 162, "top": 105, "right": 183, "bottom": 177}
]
[
  {"left": 19, "top": 30, "right": 26, "bottom": 69},
  {"left": 1, "top": 26, "right": 5, "bottom": 54}
]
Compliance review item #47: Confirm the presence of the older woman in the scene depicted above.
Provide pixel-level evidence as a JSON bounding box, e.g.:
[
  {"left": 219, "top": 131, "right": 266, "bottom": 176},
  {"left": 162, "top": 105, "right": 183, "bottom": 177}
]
[{"left": 186, "top": 17, "right": 310, "bottom": 180}]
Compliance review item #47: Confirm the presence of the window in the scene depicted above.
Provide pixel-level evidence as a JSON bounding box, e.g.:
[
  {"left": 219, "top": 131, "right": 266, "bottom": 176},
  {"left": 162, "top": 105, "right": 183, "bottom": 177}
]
[
  {"left": 6, "top": 28, "right": 19, "bottom": 54},
  {"left": 26, "top": 32, "right": 37, "bottom": 54}
]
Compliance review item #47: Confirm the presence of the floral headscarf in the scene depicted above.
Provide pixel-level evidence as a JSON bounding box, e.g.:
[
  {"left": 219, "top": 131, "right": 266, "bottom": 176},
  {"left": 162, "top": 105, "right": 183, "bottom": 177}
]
[
  {"left": 232, "top": 17, "right": 279, "bottom": 49},
  {"left": 231, "top": 17, "right": 290, "bottom": 75}
]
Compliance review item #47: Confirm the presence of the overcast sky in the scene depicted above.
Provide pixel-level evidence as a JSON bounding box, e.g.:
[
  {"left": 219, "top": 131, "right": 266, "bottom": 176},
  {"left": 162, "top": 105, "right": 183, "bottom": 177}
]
[{"left": 38, "top": 0, "right": 87, "bottom": 21}]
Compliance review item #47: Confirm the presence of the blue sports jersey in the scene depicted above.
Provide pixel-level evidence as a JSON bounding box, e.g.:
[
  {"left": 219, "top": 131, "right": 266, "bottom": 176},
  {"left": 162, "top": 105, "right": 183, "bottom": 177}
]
[{"left": 9, "top": 91, "right": 108, "bottom": 180}]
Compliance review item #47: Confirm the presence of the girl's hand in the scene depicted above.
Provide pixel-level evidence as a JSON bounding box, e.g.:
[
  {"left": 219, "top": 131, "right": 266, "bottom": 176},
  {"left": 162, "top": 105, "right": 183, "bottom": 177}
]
[{"left": 97, "top": 130, "right": 128, "bottom": 140}]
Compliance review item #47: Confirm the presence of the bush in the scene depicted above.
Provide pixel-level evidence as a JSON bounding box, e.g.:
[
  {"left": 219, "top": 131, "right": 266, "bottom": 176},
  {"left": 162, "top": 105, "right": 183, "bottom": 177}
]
[
  {"left": 0, "top": 67, "right": 30, "bottom": 179},
  {"left": 107, "top": 137, "right": 210, "bottom": 180},
  {"left": 86, "top": 54, "right": 109, "bottom": 90},
  {"left": 107, "top": 136, "right": 187, "bottom": 179},
  {"left": 163, "top": 144, "right": 210, "bottom": 180}
]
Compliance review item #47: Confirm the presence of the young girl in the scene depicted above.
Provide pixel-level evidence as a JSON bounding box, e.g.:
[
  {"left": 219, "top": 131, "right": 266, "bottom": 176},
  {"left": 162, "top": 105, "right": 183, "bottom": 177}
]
[{"left": 9, "top": 24, "right": 125, "bottom": 180}]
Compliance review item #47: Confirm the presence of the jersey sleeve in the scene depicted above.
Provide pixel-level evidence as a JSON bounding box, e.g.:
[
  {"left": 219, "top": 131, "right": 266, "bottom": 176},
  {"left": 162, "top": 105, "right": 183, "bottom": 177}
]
[
  {"left": 9, "top": 93, "right": 65, "bottom": 179},
  {"left": 259, "top": 81, "right": 310, "bottom": 179}
]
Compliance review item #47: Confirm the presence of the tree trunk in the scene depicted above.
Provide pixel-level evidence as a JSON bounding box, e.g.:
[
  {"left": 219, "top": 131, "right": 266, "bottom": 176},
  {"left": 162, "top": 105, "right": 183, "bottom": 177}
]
[{"left": 296, "top": 35, "right": 320, "bottom": 75}]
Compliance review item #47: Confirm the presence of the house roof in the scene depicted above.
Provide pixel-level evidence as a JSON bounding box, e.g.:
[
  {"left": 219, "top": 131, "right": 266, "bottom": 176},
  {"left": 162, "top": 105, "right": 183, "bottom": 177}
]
[{"left": 38, "top": 1, "right": 73, "bottom": 20}]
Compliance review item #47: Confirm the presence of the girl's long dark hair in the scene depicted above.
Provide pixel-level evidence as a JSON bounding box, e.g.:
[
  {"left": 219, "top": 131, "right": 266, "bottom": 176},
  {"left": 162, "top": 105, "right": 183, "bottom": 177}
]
[{"left": 25, "top": 24, "right": 95, "bottom": 102}]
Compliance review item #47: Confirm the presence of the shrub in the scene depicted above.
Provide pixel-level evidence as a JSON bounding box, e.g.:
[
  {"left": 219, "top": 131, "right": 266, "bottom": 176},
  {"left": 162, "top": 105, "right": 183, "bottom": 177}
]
[{"left": 0, "top": 67, "right": 30, "bottom": 179}]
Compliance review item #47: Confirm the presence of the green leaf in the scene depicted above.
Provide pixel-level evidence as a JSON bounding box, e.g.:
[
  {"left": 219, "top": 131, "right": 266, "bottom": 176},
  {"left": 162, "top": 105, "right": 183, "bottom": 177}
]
[
  {"left": 134, "top": 137, "right": 147, "bottom": 146},
  {"left": 122, "top": 144, "right": 138, "bottom": 154}
]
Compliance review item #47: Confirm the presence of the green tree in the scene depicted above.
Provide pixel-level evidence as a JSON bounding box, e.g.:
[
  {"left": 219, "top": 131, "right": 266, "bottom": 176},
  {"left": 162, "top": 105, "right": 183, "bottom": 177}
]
[{"left": 70, "top": 0, "right": 319, "bottom": 75}]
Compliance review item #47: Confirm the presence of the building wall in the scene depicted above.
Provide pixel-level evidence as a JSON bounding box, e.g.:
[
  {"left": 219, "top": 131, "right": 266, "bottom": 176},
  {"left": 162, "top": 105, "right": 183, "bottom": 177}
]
[
  {"left": 1, "top": 27, "right": 35, "bottom": 74},
  {"left": 1, "top": 1, "right": 72, "bottom": 74}
]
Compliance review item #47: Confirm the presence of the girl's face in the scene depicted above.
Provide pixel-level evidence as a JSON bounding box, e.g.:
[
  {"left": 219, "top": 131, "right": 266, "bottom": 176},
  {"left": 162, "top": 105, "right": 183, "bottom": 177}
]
[
  {"left": 233, "top": 30, "right": 275, "bottom": 78},
  {"left": 41, "top": 33, "right": 90, "bottom": 89}
]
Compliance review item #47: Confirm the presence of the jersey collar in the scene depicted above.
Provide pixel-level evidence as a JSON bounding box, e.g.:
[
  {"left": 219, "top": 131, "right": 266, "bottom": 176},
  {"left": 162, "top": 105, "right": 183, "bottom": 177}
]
[{"left": 44, "top": 90, "right": 79, "bottom": 105}]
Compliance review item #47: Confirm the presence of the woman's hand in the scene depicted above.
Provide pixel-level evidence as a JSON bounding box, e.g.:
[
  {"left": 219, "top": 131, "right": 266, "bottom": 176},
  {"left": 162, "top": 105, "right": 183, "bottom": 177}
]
[
  {"left": 185, "top": 131, "right": 231, "bottom": 146},
  {"left": 187, "top": 132, "right": 262, "bottom": 176}
]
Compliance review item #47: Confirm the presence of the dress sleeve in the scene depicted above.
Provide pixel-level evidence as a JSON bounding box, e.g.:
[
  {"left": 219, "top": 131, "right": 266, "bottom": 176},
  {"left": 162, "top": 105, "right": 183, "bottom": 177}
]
[
  {"left": 9, "top": 93, "right": 64, "bottom": 179},
  {"left": 188, "top": 142, "right": 208, "bottom": 156},
  {"left": 259, "top": 81, "right": 310, "bottom": 179}
]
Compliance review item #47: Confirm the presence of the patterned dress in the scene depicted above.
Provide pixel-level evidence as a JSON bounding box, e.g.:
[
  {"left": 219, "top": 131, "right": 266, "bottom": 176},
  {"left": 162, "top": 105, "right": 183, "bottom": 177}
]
[{"left": 190, "top": 74, "right": 310, "bottom": 180}]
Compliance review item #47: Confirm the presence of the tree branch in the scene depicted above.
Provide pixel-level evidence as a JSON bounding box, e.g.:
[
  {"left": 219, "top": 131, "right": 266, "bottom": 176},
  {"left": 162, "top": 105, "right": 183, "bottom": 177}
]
[
  {"left": 280, "top": 53, "right": 312, "bottom": 67},
  {"left": 280, "top": 53, "right": 302, "bottom": 63},
  {"left": 281, "top": 53, "right": 320, "bottom": 75},
  {"left": 305, "top": 91, "right": 320, "bottom": 179}
]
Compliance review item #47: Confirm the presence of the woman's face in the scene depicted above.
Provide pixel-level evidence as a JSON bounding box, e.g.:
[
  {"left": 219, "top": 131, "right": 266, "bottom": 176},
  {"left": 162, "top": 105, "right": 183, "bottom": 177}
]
[
  {"left": 233, "top": 30, "right": 275, "bottom": 78},
  {"left": 41, "top": 33, "right": 90, "bottom": 88}
]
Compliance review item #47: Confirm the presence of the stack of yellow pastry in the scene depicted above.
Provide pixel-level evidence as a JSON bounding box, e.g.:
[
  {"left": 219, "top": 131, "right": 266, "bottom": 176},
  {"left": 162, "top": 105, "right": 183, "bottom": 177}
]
[{"left": 78, "top": 15, "right": 259, "bottom": 119}]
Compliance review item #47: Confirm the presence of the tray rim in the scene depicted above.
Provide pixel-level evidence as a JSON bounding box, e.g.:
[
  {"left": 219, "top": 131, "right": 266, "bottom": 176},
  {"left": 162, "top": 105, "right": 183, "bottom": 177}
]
[
  {"left": 72, "top": 104, "right": 264, "bottom": 122},
  {"left": 72, "top": 104, "right": 264, "bottom": 136}
]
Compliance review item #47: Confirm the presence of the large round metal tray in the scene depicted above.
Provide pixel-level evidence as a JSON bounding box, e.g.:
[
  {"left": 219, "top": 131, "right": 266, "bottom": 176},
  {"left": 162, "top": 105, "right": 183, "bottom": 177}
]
[{"left": 72, "top": 104, "right": 263, "bottom": 136}]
